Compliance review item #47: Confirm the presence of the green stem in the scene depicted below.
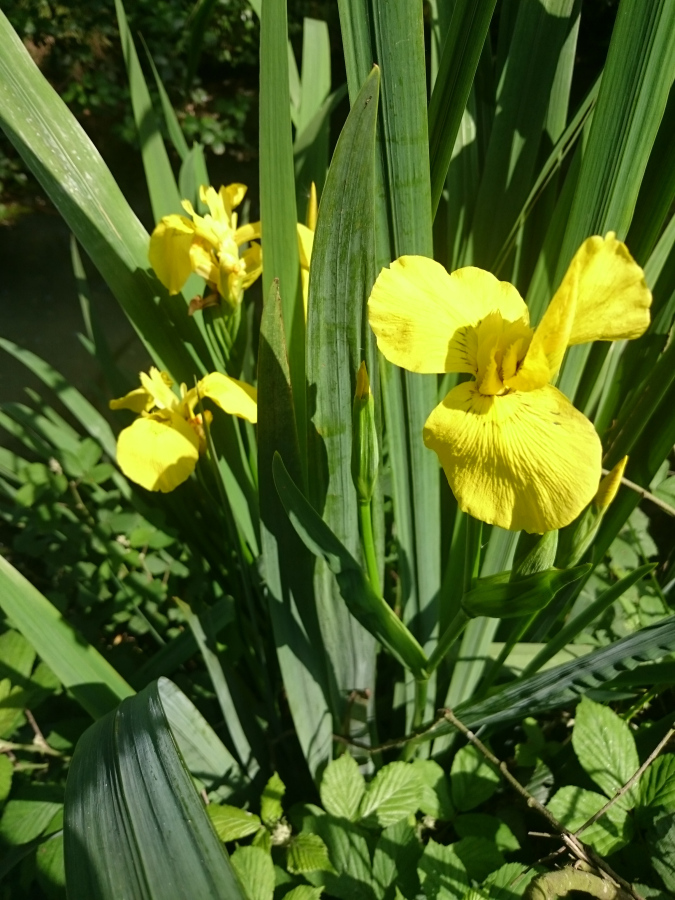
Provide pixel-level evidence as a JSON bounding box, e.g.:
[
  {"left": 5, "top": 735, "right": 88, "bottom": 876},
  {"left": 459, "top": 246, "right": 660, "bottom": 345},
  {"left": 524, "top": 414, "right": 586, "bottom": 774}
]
[
  {"left": 401, "top": 677, "right": 428, "bottom": 761},
  {"left": 426, "top": 516, "right": 482, "bottom": 674},
  {"left": 358, "top": 500, "right": 381, "bottom": 597},
  {"left": 427, "top": 608, "right": 470, "bottom": 673}
]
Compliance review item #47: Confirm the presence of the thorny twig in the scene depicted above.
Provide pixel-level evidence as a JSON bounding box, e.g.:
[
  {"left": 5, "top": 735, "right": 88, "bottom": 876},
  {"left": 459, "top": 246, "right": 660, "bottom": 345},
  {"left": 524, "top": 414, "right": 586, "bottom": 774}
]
[{"left": 441, "top": 709, "right": 645, "bottom": 900}]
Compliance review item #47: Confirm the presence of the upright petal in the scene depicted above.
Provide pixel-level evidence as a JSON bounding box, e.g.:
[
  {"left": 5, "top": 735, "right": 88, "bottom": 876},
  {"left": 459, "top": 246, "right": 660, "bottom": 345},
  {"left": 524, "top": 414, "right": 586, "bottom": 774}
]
[
  {"left": 566, "top": 233, "right": 651, "bottom": 344},
  {"left": 297, "top": 223, "right": 314, "bottom": 269},
  {"left": 139, "top": 368, "right": 178, "bottom": 412},
  {"left": 197, "top": 372, "right": 258, "bottom": 423},
  {"left": 222, "top": 183, "right": 247, "bottom": 216},
  {"left": 505, "top": 259, "right": 578, "bottom": 392},
  {"left": 368, "top": 257, "right": 529, "bottom": 374},
  {"left": 116, "top": 413, "right": 199, "bottom": 492},
  {"left": 148, "top": 215, "right": 195, "bottom": 294},
  {"left": 423, "top": 382, "right": 602, "bottom": 533}
]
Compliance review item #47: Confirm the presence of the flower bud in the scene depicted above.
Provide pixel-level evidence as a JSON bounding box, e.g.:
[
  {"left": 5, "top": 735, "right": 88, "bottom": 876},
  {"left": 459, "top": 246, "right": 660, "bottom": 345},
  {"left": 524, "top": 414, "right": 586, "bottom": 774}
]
[{"left": 351, "top": 361, "right": 379, "bottom": 503}]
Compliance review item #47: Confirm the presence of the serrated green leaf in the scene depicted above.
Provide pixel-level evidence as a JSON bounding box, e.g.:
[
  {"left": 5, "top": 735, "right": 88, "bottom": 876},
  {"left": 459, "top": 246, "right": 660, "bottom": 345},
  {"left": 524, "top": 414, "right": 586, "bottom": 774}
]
[
  {"left": 0, "top": 797, "right": 62, "bottom": 845},
  {"left": 231, "top": 846, "right": 275, "bottom": 900},
  {"left": 35, "top": 832, "right": 66, "bottom": 898},
  {"left": 287, "top": 833, "right": 335, "bottom": 874},
  {"left": 207, "top": 805, "right": 262, "bottom": 842},
  {"left": 320, "top": 753, "right": 366, "bottom": 822},
  {"left": 572, "top": 696, "right": 639, "bottom": 807},
  {"left": 306, "top": 813, "right": 376, "bottom": 900},
  {"left": 418, "top": 838, "right": 468, "bottom": 900},
  {"left": 261, "top": 772, "right": 286, "bottom": 827},
  {"left": 411, "top": 760, "right": 454, "bottom": 821},
  {"left": 645, "top": 809, "right": 675, "bottom": 891},
  {"left": 359, "top": 761, "right": 421, "bottom": 828},
  {"left": 372, "top": 819, "right": 419, "bottom": 899},
  {"left": 450, "top": 745, "right": 500, "bottom": 812},
  {"left": 546, "top": 785, "right": 632, "bottom": 857},
  {"left": 465, "top": 863, "right": 535, "bottom": 900},
  {"left": 454, "top": 815, "right": 519, "bottom": 853},
  {"left": 454, "top": 836, "right": 505, "bottom": 884},
  {"left": 0, "top": 755, "right": 12, "bottom": 804},
  {"left": 284, "top": 887, "right": 324, "bottom": 900},
  {"left": 638, "top": 755, "right": 675, "bottom": 813}
]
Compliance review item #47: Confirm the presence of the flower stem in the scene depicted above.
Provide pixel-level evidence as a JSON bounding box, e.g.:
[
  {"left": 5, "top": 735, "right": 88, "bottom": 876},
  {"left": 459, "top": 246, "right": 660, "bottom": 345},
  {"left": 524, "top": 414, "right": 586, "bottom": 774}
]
[
  {"left": 358, "top": 500, "right": 381, "bottom": 597},
  {"left": 401, "top": 676, "right": 429, "bottom": 760}
]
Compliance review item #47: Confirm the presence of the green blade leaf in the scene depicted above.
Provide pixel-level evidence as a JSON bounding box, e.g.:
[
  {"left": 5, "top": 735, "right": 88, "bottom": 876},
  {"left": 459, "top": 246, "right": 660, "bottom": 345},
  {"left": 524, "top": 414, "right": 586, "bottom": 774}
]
[
  {"left": 521, "top": 564, "right": 656, "bottom": 677},
  {"left": 0, "top": 555, "right": 133, "bottom": 719},
  {"left": 0, "top": 12, "right": 212, "bottom": 382},
  {"left": 428, "top": 0, "right": 499, "bottom": 215},
  {"left": 469, "top": 0, "right": 578, "bottom": 270},
  {"left": 114, "top": 0, "right": 183, "bottom": 220},
  {"left": 557, "top": 0, "right": 675, "bottom": 400},
  {"left": 257, "top": 282, "right": 333, "bottom": 777},
  {"left": 306, "top": 65, "right": 380, "bottom": 706},
  {"left": 273, "top": 452, "right": 429, "bottom": 679},
  {"left": 64, "top": 680, "right": 246, "bottom": 899},
  {"left": 259, "top": 0, "right": 303, "bottom": 431},
  {"left": 448, "top": 616, "right": 675, "bottom": 734},
  {"left": 461, "top": 565, "right": 590, "bottom": 619}
]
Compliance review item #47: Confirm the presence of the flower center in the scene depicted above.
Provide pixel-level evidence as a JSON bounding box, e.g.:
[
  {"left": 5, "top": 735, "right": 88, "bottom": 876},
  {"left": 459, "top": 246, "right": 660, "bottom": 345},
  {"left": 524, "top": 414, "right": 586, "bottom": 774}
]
[{"left": 468, "top": 311, "right": 533, "bottom": 396}]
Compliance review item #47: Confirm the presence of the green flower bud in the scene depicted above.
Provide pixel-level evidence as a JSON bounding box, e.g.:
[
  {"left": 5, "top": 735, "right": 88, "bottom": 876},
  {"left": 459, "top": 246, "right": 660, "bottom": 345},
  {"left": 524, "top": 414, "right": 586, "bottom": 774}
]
[{"left": 351, "top": 361, "right": 379, "bottom": 503}]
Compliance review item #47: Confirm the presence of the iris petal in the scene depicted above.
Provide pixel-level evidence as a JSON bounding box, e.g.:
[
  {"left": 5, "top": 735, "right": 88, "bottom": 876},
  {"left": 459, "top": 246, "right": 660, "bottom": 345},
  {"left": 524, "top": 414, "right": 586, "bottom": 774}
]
[
  {"left": 148, "top": 215, "right": 195, "bottom": 294},
  {"left": 423, "top": 382, "right": 602, "bottom": 533},
  {"left": 368, "top": 256, "right": 529, "bottom": 374},
  {"left": 197, "top": 372, "right": 258, "bottom": 423},
  {"left": 566, "top": 232, "right": 652, "bottom": 344},
  {"left": 116, "top": 413, "right": 199, "bottom": 492}
]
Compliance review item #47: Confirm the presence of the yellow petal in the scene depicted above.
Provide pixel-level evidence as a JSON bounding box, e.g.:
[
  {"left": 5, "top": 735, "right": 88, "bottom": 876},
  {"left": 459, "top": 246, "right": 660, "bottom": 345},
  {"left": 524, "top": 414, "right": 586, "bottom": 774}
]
[
  {"left": 566, "top": 233, "right": 651, "bottom": 344},
  {"left": 301, "top": 267, "right": 309, "bottom": 320},
  {"left": 297, "top": 223, "right": 314, "bottom": 270},
  {"left": 139, "top": 368, "right": 178, "bottom": 411},
  {"left": 197, "top": 372, "right": 258, "bottom": 423},
  {"left": 505, "top": 260, "right": 578, "bottom": 392},
  {"left": 109, "top": 386, "right": 153, "bottom": 414},
  {"left": 189, "top": 240, "right": 219, "bottom": 285},
  {"left": 116, "top": 413, "right": 199, "bottom": 492},
  {"left": 222, "top": 183, "right": 247, "bottom": 216},
  {"left": 240, "top": 243, "right": 263, "bottom": 289},
  {"left": 148, "top": 215, "right": 195, "bottom": 294},
  {"left": 423, "top": 382, "right": 602, "bottom": 533},
  {"left": 235, "top": 220, "right": 262, "bottom": 244},
  {"left": 594, "top": 455, "right": 628, "bottom": 511},
  {"left": 368, "top": 257, "right": 529, "bottom": 374}
]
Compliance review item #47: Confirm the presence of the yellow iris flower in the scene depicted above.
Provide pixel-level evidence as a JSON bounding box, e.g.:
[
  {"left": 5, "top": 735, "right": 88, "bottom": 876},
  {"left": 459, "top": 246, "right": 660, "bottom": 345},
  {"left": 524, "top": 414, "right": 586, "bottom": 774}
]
[
  {"left": 110, "top": 367, "right": 257, "bottom": 492},
  {"left": 368, "top": 233, "right": 651, "bottom": 534},
  {"left": 149, "top": 184, "right": 262, "bottom": 310}
]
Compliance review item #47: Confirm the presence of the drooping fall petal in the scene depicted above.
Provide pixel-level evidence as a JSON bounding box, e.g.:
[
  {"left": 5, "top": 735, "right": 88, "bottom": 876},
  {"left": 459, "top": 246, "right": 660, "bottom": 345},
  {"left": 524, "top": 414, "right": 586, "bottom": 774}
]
[
  {"left": 148, "top": 215, "right": 196, "bottom": 294},
  {"left": 368, "top": 257, "right": 529, "bottom": 374},
  {"left": 423, "top": 382, "right": 602, "bottom": 533},
  {"left": 565, "top": 232, "right": 652, "bottom": 344},
  {"left": 116, "top": 413, "right": 200, "bottom": 492},
  {"left": 196, "top": 372, "right": 258, "bottom": 423}
]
